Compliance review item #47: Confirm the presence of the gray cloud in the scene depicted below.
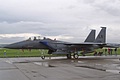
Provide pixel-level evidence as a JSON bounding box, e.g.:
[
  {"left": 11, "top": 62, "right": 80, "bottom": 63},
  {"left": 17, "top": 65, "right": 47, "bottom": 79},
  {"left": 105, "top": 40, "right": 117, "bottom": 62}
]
[
  {"left": 82, "top": 0, "right": 95, "bottom": 4},
  {"left": 0, "top": 0, "right": 120, "bottom": 43},
  {"left": 92, "top": 0, "right": 120, "bottom": 16}
]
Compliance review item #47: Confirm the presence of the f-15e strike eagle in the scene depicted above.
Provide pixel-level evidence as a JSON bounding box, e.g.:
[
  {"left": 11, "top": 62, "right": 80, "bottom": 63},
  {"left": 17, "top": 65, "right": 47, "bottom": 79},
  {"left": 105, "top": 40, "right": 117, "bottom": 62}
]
[{"left": 4, "top": 27, "right": 106, "bottom": 59}]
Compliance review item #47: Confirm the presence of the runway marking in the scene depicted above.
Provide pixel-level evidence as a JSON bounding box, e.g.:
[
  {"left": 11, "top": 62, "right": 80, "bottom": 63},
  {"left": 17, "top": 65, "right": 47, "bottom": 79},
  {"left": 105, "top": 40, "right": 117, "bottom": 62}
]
[
  {"left": 34, "top": 62, "right": 49, "bottom": 67},
  {"left": 5, "top": 60, "right": 13, "bottom": 64}
]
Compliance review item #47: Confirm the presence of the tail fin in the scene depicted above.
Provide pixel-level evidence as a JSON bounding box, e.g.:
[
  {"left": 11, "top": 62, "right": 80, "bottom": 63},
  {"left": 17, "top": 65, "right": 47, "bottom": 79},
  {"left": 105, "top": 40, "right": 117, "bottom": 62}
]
[
  {"left": 84, "top": 29, "right": 96, "bottom": 42},
  {"left": 94, "top": 27, "right": 106, "bottom": 43}
]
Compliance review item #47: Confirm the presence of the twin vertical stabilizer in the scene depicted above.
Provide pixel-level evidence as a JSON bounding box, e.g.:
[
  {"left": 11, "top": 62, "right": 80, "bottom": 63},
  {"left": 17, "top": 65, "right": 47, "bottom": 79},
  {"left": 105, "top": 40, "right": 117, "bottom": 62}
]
[{"left": 84, "top": 27, "right": 106, "bottom": 43}]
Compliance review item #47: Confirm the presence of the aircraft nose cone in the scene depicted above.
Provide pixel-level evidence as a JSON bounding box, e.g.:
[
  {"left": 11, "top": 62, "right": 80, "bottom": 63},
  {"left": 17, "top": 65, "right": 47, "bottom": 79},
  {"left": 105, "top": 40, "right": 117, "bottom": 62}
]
[
  {"left": 3, "top": 40, "right": 30, "bottom": 49},
  {"left": 0, "top": 44, "right": 8, "bottom": 48},
  {"left": 4, "top": 42, "right": 23, "bottom": 49},
  {"left": 4, "top": 44, "right": 16, "bottom": 49}
]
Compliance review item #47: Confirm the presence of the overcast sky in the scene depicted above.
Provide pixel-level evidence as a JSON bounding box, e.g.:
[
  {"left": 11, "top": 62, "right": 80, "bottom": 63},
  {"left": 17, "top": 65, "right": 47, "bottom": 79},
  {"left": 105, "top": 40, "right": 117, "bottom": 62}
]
[{"left": 0, "top": 0, "right": 120, "bottom": 44}]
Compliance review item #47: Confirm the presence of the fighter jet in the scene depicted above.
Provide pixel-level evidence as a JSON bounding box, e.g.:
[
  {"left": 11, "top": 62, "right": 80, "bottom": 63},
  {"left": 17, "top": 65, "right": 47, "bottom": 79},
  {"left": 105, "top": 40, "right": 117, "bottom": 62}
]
[{"left": 4, "top": 27, "right": 106, "bottom": 59}]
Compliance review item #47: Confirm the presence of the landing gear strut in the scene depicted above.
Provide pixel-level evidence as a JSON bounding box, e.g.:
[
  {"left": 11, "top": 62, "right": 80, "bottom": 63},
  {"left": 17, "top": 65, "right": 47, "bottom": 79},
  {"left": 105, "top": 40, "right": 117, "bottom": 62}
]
[
  {"left": 66, "top": 54, "right": 71, "bottom": 59},
  {"left": 73, "top": 53, "right": 79, "bottom": 59},
  {"left": 40, "top": 49, "right": 45, "bottom": 60},
  {"left": 41, "top": 55, "right": 45, "bottom": 60}
]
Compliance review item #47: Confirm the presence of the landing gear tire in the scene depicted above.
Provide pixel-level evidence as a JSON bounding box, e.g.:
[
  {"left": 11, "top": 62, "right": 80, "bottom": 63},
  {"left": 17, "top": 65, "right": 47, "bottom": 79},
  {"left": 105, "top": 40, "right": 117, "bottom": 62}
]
[
  {"left": 66, "top": 54, "right": 71, "bottom": 59},
  {"left": 41, "top": 56, "right": 45, "bottom": 60},
  {"left": 73, "top": 53, "right": 79, "bottom": 59}
]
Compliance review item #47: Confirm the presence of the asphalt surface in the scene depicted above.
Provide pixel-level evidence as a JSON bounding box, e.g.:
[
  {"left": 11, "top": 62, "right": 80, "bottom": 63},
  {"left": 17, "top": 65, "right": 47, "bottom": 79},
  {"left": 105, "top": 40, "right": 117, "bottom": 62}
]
[{"left": 0, "top": 56, "right": 120, "bottom": 80}]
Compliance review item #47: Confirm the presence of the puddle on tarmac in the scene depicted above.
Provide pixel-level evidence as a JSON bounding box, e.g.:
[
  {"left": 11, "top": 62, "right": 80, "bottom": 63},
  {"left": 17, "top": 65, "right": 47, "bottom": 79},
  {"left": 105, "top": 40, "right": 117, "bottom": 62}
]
[
  {"left": 111, "top": 64, "right": 120, "bottom": 67},
  {"left": 34, "top": 62, "right": 48, "bottom": 67},
  {"left": 45, "top": 57, "right": 66, "bottom": 60},
  {"left": 70, "top": 59, "right": 84, "bottom": 63},
  {"left": 117, "top": 67, "right": 120, "bottom": 69},
  {"left": 106, "top": 70, "right": 120, "bottom": 74},
  {"left": 34, "top": 62, "right": 55, "bottom": 67},
  {"left": 78, "top": 61, "right": 84, "bottom": 63}
]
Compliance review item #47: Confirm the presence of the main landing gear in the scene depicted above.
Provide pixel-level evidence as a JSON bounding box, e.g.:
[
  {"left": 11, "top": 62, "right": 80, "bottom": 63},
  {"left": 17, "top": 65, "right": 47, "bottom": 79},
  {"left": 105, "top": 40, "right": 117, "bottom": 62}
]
[
  {"left": 73, "top": 53, "right": 79, "bottom": 59},
  {"left": 41, "top": 55, "right": 45, "bottom": 60},
  {"left": 66, "top": 54, "right": 72, "bottom": 59},
  {"left": 66, "top": 53, "right": 79, "bottom": 59}
]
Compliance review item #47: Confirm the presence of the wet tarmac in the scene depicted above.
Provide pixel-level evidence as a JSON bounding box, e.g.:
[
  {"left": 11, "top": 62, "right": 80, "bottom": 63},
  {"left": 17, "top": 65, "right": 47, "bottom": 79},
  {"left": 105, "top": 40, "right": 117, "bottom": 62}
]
[{"left": 0, "top": 56, "right": 120, "bottom": 80}]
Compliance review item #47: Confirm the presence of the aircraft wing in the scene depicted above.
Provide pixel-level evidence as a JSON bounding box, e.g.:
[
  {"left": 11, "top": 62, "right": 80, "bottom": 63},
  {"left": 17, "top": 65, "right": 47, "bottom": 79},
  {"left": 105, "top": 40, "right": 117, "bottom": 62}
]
[
  {"left": 63, "top": 42, "right": 106, "bottom": 50},
  {"left": 104, "top": 43, "right": 120, "bottom": 48},
  {"left": 64, "top": 42, "right": 106, "bottom": 45}
]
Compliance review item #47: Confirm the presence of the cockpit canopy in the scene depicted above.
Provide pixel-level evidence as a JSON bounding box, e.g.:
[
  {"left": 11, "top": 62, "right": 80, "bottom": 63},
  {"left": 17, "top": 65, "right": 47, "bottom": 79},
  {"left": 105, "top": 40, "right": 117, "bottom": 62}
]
[{"left": 26, "top": 36, "right": 53, "bottom": 41}]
